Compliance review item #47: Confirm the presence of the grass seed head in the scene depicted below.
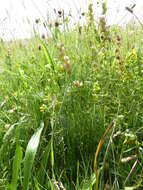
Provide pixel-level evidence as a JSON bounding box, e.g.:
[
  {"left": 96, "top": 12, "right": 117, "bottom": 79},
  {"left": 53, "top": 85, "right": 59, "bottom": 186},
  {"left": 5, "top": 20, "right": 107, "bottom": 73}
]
[
  {"left": 41, "top": 34, "right": 45, "bottom": 39},
  {"left": 38, "top": 45, "right": 41, "bottom": 51},
  {"left": 35, "top": 18, "right": 40, "bottom": 24},
  {"left": 55, "top": 21, "right": 60, "bottom": 27},
  {"left": 58, "top": 10, "right": 62, "bottom": 17}
]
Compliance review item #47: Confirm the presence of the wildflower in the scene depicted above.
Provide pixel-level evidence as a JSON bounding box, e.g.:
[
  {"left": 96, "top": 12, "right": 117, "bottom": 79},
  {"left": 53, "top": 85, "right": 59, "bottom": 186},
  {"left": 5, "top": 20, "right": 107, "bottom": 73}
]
[
  {"left": 63, "top": 55, "right": 69, "bottom": 63},
  {"left": 63, "top": 56, "right": 71, "bottom": 74},
  {"left": 73, "top": 80, "right": 80, "bottom": 88},
  {"left": 132, "top": 48, "right": 137, "bottom": 58},
  {"left": 8, "top": 107, "right": 16, "bottom": 114},
  {"left": 63, "top": 62, "right": 71, "bottom": 74},
  {"left": 127, "top": 48, "right": 137, "bottom": 62},
  {"left": 40, "top": 104, "right": 47, "bottom": 113},
  {"left": 0, "top": 100, "right": 6, "bottom": 108},
  {"left": 93, "top": 82, "right": 100, "bottom": 93},
  {"left": 61, "top": 46, "right": 65, "bottom": 56},
  {"left": 44, "top": 95, "right": 50, "bottom": 102},
  {"left": 13, "top": 92, "right": 18, "bottom": 97},
  {"left": 73, "top": 80, "right": 83, "bottom": 88},
  {"left": 53, "top": 180, "right": 60, "bottom": 190},
  {"left": 59, "top": 182, "right": 67, "bottom": 190},
  {"left": 93, "top": 81, "right": 100, "bottom": 102},
  {"left": 58, "top": 43, "right": 71, "bottom": 74},
  {"left": 4, "top": 124, "right": 11, "bottom": 129},
  {"left": 5, "top": 96, "right": 9, "bottom": 100}
]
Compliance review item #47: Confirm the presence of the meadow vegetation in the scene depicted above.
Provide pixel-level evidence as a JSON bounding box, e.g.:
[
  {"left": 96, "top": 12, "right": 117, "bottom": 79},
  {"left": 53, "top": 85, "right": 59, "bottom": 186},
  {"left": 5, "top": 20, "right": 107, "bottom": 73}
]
[{"left": 0, "top": 1, "right": 143, "bottom": 190}]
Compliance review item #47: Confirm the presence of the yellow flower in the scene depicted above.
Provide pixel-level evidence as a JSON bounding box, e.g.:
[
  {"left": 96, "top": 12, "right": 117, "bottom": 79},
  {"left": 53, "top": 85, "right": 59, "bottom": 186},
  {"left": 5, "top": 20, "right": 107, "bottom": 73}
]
[
  {"left": 93, "top": 82, "right": 101, "bottom": 102},
  {"left": 127, "top": 48, "right": 137, "bottom": 61},
  {"left": 44, "top": 95, "right": 51, "bottom": 102},
  {"left": 93, "top": 82, "right": 100, "bottom": 93},
  {"left": 13, "top": 92, "right": 17, "bottom": 97},
  {"left": 40, "top": 104, "right": 47, "bottom": 113}
]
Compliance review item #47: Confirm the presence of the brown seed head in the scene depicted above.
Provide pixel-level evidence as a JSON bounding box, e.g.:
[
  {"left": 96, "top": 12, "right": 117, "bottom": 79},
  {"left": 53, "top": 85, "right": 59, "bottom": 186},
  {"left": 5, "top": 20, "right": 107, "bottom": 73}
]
[
  {"left": 35, "top": 18, "right": 40, "bottom": 24},
  {"left": 64, "top": 56, "right": 70, "bottom": 63},
  {"left": 58, "top": 10, "right": 62, "bottom": 17},
  {"left": 116, "top": 55, "right": 120, "bottom": 60},
  {"left": 117, "top": 35, "right": 121, "bottom": 42},
  {"left": 42, "top": 34, "right": 45, "bottom": 39},
  {"left": 38, "top": 45, "right": 41, "bottom": 51},
  {"left": 115, "top": 48, "right": 120, "bottom": 53},
  {"left": 55, "top": 21, "right": 59, "bottom": 27},
  {"left": 61, "top": 46, "right": 65, "bottom": 57}
]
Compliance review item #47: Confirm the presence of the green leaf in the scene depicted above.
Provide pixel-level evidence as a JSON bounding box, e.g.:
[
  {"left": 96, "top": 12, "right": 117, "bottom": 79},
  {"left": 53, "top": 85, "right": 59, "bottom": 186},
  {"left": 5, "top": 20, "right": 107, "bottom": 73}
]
[
  {"left": 3, "top": 124, "right": 16, "bottom": 142},
  {"left": 51, "top": 140, "right": 54, "bottom": 170},
  {"left": 40, "top": 40, "right": 55, "bottom": 71},
  {"left": 23, "top": 122, "right": 44, "bottom": 190},
  {"left": 38, "top": 140, "right": 51, "bottom": 186},
  {"left": 10, "top": 144, "right": 23, "bottom": 190}
]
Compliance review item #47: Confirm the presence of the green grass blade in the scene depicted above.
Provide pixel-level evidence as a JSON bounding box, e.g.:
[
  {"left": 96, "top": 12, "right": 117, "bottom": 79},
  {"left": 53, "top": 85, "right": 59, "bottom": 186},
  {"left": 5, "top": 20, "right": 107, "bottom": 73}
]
[
  {"left": 38, "top": 140, "right": 51, "bottom": 186},
  {"left": 10, "top": 144, "right": 23, "bottom": 190},
  {"left": 3, "top": 124, "right": 16, "bottom": 142},
  {"left": 51, "top": 139, "right": 54, "bottom": 172},
  {"left": 40, "top": 39, "right": 55, "bottom": 71},
  {"left": 23, "top": 122, "right": 44, "bottom": 190}
]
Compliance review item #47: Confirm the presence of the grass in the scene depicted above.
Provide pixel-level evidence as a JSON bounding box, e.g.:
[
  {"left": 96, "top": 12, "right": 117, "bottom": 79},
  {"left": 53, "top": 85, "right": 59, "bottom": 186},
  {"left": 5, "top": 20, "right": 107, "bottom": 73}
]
[{"left": 0, "top": 1, "right": 143, "bottom": 189}]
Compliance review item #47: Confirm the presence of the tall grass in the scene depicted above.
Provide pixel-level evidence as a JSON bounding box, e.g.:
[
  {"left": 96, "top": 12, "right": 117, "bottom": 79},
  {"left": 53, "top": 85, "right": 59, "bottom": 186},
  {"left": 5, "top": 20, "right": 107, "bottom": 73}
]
[{"left": 0, "top": 1, "right": 143, "bottom": 189}]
